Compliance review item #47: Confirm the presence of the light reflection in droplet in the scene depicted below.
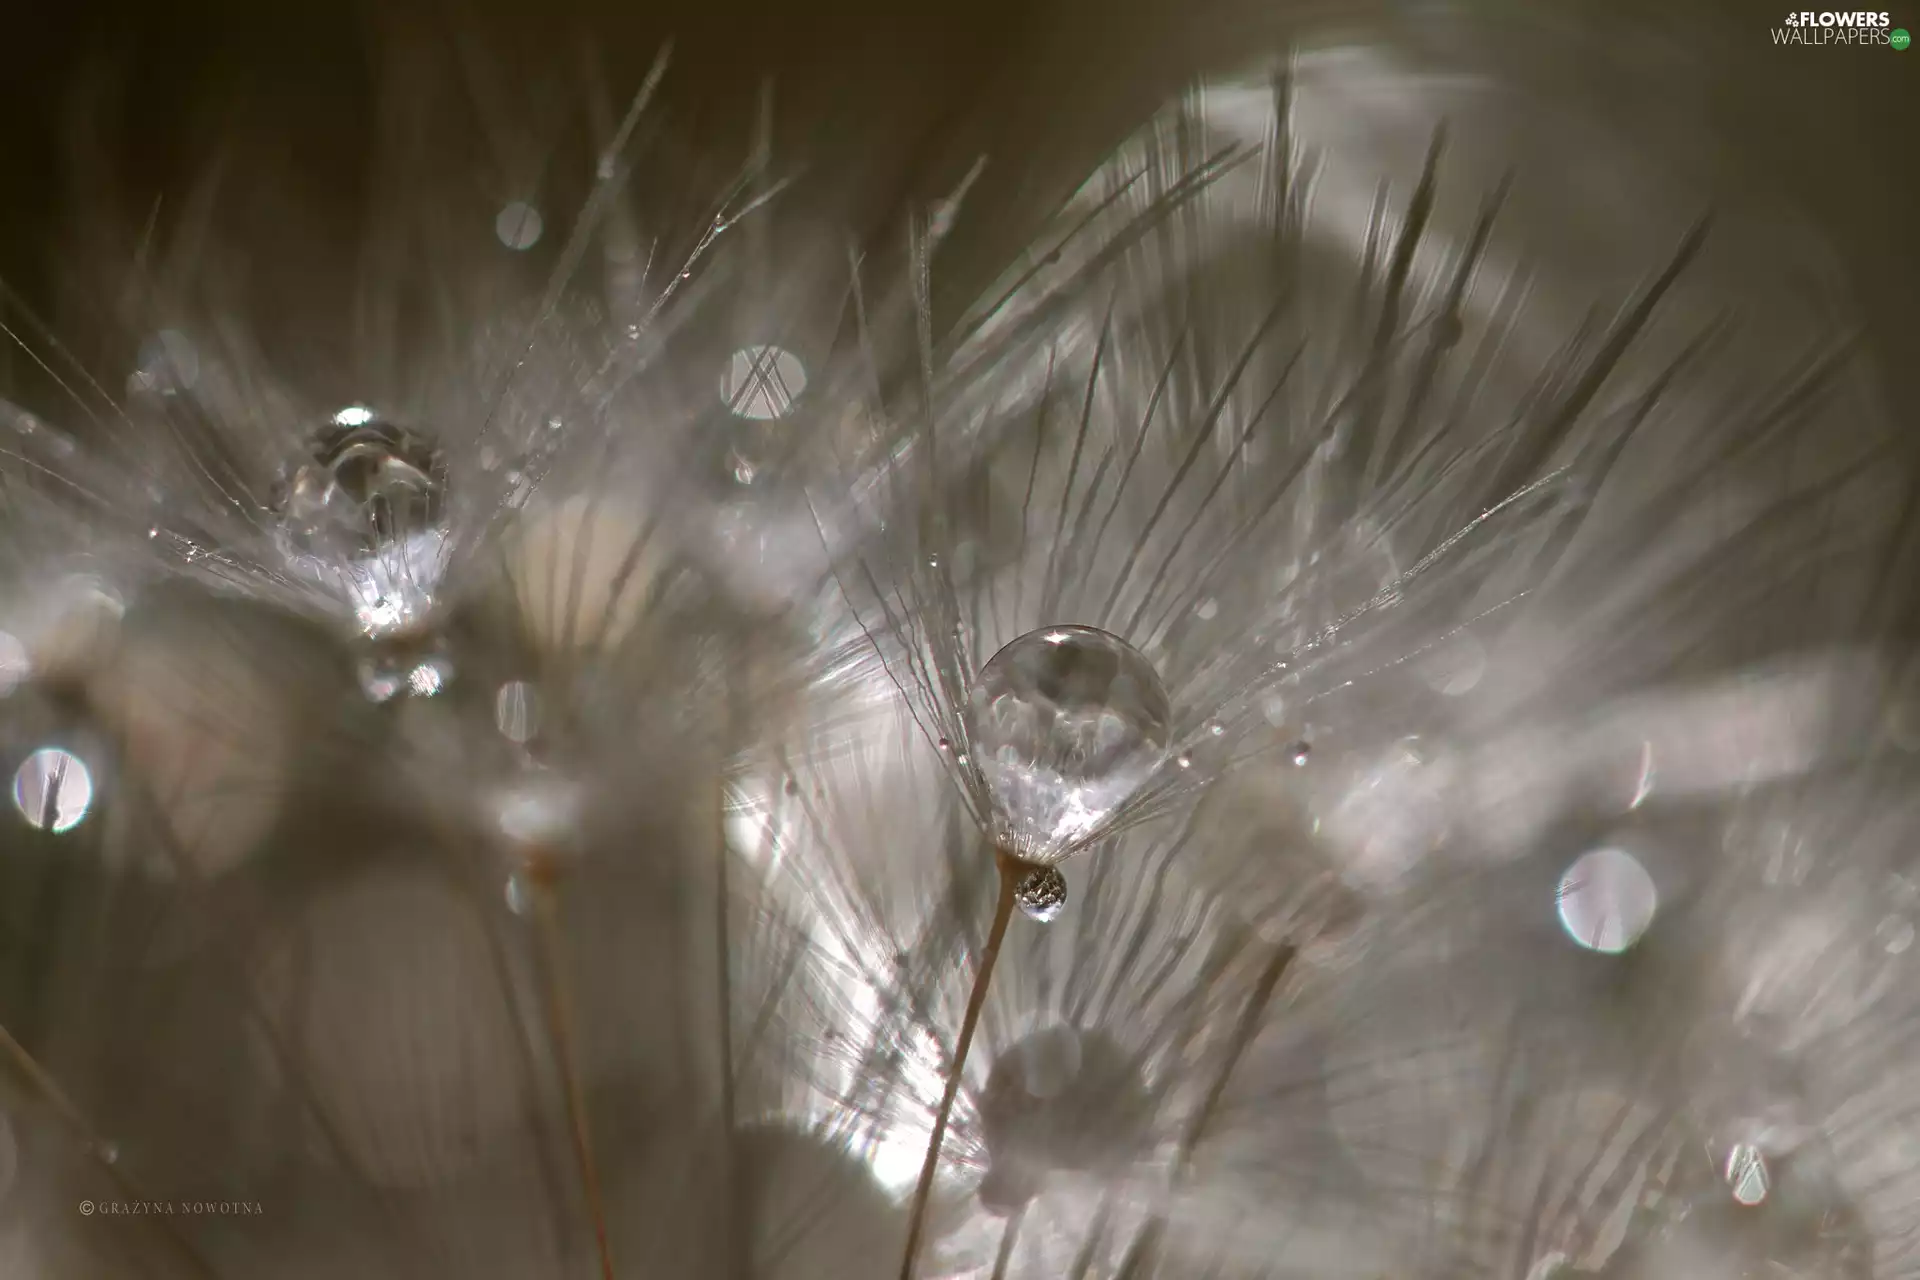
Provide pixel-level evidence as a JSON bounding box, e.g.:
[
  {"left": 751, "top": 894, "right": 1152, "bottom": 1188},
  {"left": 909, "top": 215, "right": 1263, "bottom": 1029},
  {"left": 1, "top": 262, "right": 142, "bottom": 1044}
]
[
  {"left": 407, "top": 660, "right": 449, "bottom": 698},
  {"left": 495, "top": 201, "right": 544, "bottom": 251},
  {"left": 721, "top": 345, "right": 807, "bottom": 420},
  {"left": 1557, "top": 847, "right": 1658, "bottom": 954},
  {"left": 12, "top": 747, "right": 93, "bottom": 833},
  {"left": 331, "top": 405, "right": 375, "bottom": 428}
]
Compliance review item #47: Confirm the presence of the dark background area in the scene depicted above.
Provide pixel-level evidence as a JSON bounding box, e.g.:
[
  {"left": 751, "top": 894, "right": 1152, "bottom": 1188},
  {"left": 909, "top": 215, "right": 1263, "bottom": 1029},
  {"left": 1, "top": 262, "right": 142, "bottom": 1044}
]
[{"left": 0, "top": 0, "right": 1913, "bottom": 401}]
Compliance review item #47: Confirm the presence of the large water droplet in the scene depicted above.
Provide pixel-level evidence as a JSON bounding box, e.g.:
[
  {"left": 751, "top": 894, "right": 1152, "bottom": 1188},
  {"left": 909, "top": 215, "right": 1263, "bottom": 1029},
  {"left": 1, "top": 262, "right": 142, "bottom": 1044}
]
[
  {"left": 273, "top": 416, "right": 450, "bottom": 640},
  {"left": 1015, "top": 864, "right": 1068, "bottom": 922},
  {"left": 969, "top": 626, "right": 1170, "bottom": 863}
]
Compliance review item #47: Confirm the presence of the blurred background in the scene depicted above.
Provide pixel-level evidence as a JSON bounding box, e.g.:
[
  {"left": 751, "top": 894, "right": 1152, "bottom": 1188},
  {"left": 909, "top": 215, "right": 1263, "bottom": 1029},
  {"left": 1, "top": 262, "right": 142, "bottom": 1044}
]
[{"left": 0, "top": 1, "right": 1915, "bottom": 1278}]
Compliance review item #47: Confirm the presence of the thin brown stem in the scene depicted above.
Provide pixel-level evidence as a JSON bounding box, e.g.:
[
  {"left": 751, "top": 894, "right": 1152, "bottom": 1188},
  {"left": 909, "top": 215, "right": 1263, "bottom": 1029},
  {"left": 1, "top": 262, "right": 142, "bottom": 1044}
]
[
  {"left": 898, "top": 850, "right": 1020, "bottom": 1280},
  {"left": 0, "top": 1018, "right": 223, "bottom": 1280},
  {"left": 990, "top": 1205, "right": 1025, "bottom": 1280},
  {"left": 530, "top": 872, "right": 617, "bottom": 1280}
]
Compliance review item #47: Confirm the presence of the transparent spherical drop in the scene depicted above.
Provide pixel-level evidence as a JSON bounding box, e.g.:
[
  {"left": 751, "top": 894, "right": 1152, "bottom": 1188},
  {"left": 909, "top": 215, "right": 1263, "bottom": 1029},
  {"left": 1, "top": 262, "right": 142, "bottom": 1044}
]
[
  {"left": 273, "top": 416, "right": 450, "bottom": 639},
  {"left": 1015, "top": 865, "right": 1068, "bottom": 922},
  {"left": 969, "top": 625, "right": 1171, "bottom": 864}
]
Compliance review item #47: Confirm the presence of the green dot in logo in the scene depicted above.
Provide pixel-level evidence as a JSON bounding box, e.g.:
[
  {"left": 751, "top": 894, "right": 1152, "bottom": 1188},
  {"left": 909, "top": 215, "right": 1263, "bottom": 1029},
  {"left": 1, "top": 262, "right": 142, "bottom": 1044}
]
[{"left": 1893, "top": 27, "right": 1912, "bottom": 49}]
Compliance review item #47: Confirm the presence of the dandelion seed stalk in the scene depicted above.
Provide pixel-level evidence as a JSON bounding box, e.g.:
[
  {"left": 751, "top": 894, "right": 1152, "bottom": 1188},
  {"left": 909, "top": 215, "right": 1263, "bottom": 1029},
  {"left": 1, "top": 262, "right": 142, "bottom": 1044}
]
[
  {"left": 898, "top": 846, "right": 1021, "bottom": 1280},
  {"left": 528, "top": 865, "right": 617, "bottom": 1280},
  {"left": 0, "top": 1017, "right": 222, "bottom": 1279}
]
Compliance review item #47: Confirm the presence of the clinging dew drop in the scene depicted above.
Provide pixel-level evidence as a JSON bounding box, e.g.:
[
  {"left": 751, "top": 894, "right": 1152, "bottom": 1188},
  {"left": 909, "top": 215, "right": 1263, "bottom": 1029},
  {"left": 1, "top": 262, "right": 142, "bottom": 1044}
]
[
  {"left": 272, "top": 414, "right": 451, "bottom": 643},
  {"left": 967, "top": 625, "right": 1171, "bottom": 865},
  {"left": 1014, "top": 865, "right": 1068, "bottom": 922}
]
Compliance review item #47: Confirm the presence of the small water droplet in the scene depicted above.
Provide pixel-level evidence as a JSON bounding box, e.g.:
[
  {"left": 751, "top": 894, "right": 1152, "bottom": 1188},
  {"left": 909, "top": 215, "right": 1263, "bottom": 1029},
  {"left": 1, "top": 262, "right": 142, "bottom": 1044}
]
[
  {"left": 1208, "top": 722, "right": 1225, "bottom": 737},
  {"left": 358, "top": 663, "right": 403, "bottom": 703},
  {"left": 96, "top": 1141, "right": 120, "bottom": 1166},
  {"left": 495, "top": 201, "right": 544, "bottom": 251},
  {"left": 504, "top": 873, "right": 531, "bottom": 916},
  {"left": 1877, "top": 914, "right": 1915, "bottom": 955},
  {"left": 495, "top": 681, "right": 540, "bottom": 744},
  {"left": 937, "top": 737, "right": 951, "bottom": 751},
  {"left": 504, "top": 470, "right": 533, "bottom": 509},
  {"left": 1557, "top": 847, "right": 1658, "bottom": 954},
  {"left": 721, "top": 345, "right": 807, "bottom": 420},
  {"left": 1195, "top": 598, "right": 1218, "bottom": 621},
  {"left": 1176, "top": 754, "right": 1192, "bottom": 769},
  {"left": 407, "top": 659, "right": 449, "bottom": 697},
  {"left": 13, "top": 748, "right": 93, "bottom": 833},
  {"left": 1290, "top": 742, "right": 1311, "bottom": 767},
  {"left": 1014, "top": 865, "right": 1068, "bottom": 923},
  {"left": 1725, "top": 1143, "right": 1770, "bottom": 1205}
]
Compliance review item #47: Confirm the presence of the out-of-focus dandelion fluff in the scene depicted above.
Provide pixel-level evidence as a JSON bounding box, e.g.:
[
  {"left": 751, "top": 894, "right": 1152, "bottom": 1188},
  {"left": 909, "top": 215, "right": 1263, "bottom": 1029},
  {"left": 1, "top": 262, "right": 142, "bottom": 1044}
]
[
  {"left": 254, "top": 870, "right": 529, "bottom": 1191},
  {"left": 969, "top": 626, "right": 1172, "bottom": 865},
  {"left": 505, "top": 493, "right": 659, "bottom": 656}
]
